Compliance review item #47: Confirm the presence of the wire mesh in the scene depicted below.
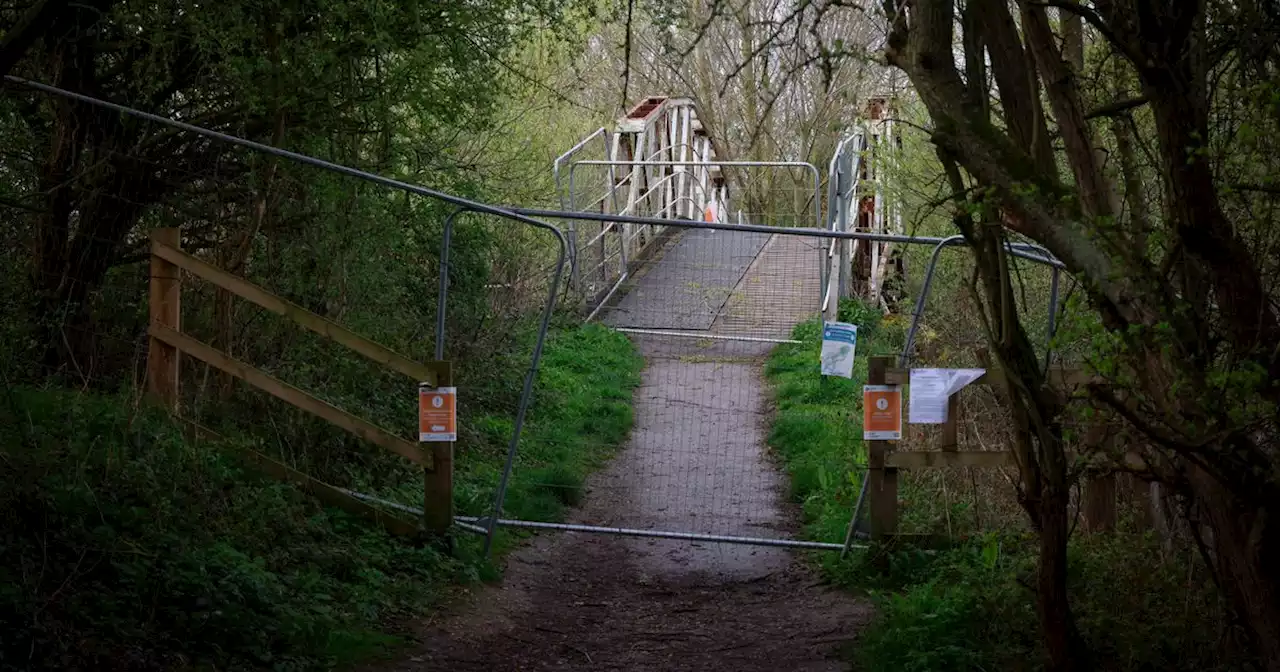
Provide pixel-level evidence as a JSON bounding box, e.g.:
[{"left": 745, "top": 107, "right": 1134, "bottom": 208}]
[
  {"left": 0, "top": 85, "right": 569, "bottom": 535},
  {"left": 571, "top": 163, "right": 824, "bottom": 341},
  {"left": 6, "top": 76, "right": 1093, "bottom": 557},
  {"left": 561, "top": 147, "right": 624, "bottom": 308},
  {"left": 580, "top": 335, "right": 793, "bottom": 533},
  {"left": 523, "top": 223, "right": 830, "bottom": 558},
  {"left": 890, "top": 241, "right": 1071, "bottom": 536}
]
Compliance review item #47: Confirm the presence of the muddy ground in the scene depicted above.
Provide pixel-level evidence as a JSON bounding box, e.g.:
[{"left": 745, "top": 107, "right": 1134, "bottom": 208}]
[{"left": 382, "top": 232, "right": 869, "bottom": 671}]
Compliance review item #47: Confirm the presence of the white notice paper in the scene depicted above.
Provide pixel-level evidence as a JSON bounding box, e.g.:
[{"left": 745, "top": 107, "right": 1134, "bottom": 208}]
[
  {"left": 908, "top": 368, "right": 986, "bottom": 424},
  {"left": 819, "top": 322, "right": 859, "bottom": 378},
  {"left": 908, "top": 369, "right": 949, "bottom": 424}
]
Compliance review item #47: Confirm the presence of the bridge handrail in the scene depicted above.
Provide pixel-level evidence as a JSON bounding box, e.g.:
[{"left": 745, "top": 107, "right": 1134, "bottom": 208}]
[
  {"left": 554, "top": 127, "right": 610, "bottom": 209},
  {"left": 569, "top": 159, "right": 823, "bottom": 230}
]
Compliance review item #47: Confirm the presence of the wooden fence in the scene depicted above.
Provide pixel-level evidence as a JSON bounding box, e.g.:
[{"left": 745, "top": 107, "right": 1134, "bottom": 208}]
[
  {"left": 146, "top": 228, "right": 453, "bottom": 537},
  {"left": 864, "top": 355, "right": 1133, "bottom": 541}
]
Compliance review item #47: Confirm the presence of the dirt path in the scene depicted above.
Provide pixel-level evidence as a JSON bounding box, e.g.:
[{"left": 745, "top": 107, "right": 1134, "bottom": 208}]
[{"left": 384, "top": 230, "right": 868, "bottom": 671}]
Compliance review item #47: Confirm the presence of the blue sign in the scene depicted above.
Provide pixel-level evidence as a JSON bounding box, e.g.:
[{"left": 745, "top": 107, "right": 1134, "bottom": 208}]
[{"left": 820, "top": 321, "right": 858, "bottom": 378}]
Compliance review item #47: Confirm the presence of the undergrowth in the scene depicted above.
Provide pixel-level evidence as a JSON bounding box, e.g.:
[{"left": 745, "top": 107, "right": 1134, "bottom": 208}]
[
  {"left": 850, "top": 533, "right": 1239, "bottom": 671},
  {"left": 452, "top": 322, "right": 644, "bottom": 539},
  {"left": 763, "top": 299, "right": 903, "bottom": 544},
  {"left": 764, "top": 300, "right": 1240, "bottom": 672},
  {"left": 0, "top": 322, "right": 640, "bottom": 670}
]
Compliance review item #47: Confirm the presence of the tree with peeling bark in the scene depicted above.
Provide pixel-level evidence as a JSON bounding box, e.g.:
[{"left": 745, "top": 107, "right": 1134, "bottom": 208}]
[{"left": 881, "top": 0, "right": 1280, "bottom": 669}]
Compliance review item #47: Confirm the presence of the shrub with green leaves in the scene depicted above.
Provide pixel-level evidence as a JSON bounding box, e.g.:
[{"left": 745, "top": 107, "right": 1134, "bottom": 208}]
[
  {"left": 853, "top": 533, "right": 1241, "bottom": 671},
  {"left": 0, "top": 387, "right": 453, "bottom": 669},
  {"left": 0, "top": 323, "right": 642, "bottom": 670}
]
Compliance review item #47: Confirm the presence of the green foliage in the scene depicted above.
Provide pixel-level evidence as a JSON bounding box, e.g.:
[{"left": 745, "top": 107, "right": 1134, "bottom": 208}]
[
  {"left": 854, "top": 533, "right": 1244, "bottom": 672},
  {"left": 763, "top": 299, "right": 904, "bottom": 543},
  {"left": 0, "top": 388, "right": 454, "bottom": 670},
  {"left": 854, "top": 539, "right": 1037, "bottom": 672},
  {"left": 455, "top": 323, "right": 644, "bottom": 525},
  {"left": 0, "top": 0, "right": 583, "bottom": 393},
  {"left": 763, "top": 301, "right": 1243, "bottom": 671},
  {"left": 0, "top": 323, "right": 641, "bottom": 670}
]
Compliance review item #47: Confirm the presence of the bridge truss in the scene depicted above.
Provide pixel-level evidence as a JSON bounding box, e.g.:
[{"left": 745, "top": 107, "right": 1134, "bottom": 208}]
[
  {"left": 556, "top": 96, "right": 824, "bottom": 343},
  {"left": 823, "top": 97, "right": 905, "bottom": 321}
]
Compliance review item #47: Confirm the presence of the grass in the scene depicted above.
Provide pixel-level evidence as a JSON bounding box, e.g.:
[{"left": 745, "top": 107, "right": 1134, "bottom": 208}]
[
  {"left": 450, "top": 322, "right": 643, "bottom": 531},
  {"left": 763, "top": 299, "right": 904, "bottom": 545},
  {"left": 0, "top": 322, "right": 642, "bottom": 670},
  {"left": 763, "top": 299, "right": 1245, "bottom": 672}
]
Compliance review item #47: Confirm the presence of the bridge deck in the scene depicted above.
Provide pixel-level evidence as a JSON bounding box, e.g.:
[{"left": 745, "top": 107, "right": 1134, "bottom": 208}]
[
  {"left": 583, "top": 225, "right": 826, "bottom": 568},
  {"left": 602, "top": 228, "right": 821, "bottom": 341}
]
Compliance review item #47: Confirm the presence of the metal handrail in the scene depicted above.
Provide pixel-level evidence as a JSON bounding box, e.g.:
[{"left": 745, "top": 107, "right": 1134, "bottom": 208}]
[
  {"left": 554, "top": 127, "right": 609, "bottom": 209},
  {"left": 615, "top": 172, "right": 712, "bottom": 218},
  {"left": 509, "top": 206, "right": 1065, "bottom": 268},
  {"left": 569, "top": 159, "right": 824, "bottom": 230}
]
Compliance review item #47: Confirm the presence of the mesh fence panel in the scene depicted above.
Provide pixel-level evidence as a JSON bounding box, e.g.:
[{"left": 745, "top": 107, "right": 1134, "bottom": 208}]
[{"left": 566, "top": 162, "right": 823, "bottom": 340}]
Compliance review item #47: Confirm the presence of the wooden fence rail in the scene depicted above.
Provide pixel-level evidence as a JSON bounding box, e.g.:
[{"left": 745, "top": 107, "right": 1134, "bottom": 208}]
[
  {"left": 146, "top": 228, "right": 453, "bottom": 537},
  {"left": 865, "top": 355, "right": 1128, "bottom": 541}
]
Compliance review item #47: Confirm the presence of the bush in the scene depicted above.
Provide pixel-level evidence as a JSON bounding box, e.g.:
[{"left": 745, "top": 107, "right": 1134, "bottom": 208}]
[
  {"left": 763, "top": 299, "right": 904, "bottom": 543},
  {"left": 853, "top": 538, "right": 1038, "bottom": 672},
  {"left": 853, "top": 533, "right": 1243, "bottom": 672},
  {"left": 764, "top": 300, "right": 1247, "bottom": 671},
  {"left": 0, "top": 387, "right": 453, "bottom": 670},
  {"left": 0, "top": 323, "right": 643, "bottom": 670}
]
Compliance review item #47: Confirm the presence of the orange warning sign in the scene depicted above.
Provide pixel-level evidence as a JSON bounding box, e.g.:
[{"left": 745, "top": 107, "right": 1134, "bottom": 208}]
[
  {"left": 863, "top": 385, "right": 902, "bottom": 440},
  {"left": 419, "top": 385, "right": 457, "bottom": 442}
]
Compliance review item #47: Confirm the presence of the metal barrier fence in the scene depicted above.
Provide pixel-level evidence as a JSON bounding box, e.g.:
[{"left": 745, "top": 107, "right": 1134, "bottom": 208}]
[
  {"left": 2, "top": 76, "right": 568, "bottom": 557},
  {"left": 494, "top": 207, "right": 1063, "bottom": 552},
  {"left": 561, "top": 160, "right": 823, "bottom": 338},
  {"left": 7, "top": 76, "right": 1069, "bottom": 557}
]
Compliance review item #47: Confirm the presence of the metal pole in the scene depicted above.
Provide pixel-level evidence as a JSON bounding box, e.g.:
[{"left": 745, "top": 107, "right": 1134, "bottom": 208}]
[
  {"left": 510, "top": 207, "right": 1066, "bottom": 269},
  {"left": 1045, "top": 266, "right": 1061, "bottom": 369},
  {"left": 841, "top": 470, "right": 871, "bottom": 559},
  {"left": 483, "top": 220, "right": 569, "bottom": 557},
  {"left": 837, "top": 145, "right": 854, "bottom": 301},
  {"left": 901, "top": 235, "right": 966, "bottom": 365},
  {"left": 464, "top": 517, "right": 860, "bottom": 552},
  {"left": 566, "top": 164, "right": 581, "bottom": 292},
  {"left": 613, "top": 327, "right": 800, "bottom": 344},
  {"left": 806, "top": 162, "right": 822, "bottom": 231},
  {"left": 554, "top": 128, "right": 607, "bottom": 201},
  {"left": 574, "top": 159, "right": 823, "bottom": 171},
  {"left": 822, "top": 138, "right": 845, "bottom": 305}
]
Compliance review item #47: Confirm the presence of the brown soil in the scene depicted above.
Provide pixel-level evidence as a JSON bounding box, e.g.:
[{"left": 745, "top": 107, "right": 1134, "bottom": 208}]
[{"left": 389, "top": 534, "right": 868, "bottom": 672}]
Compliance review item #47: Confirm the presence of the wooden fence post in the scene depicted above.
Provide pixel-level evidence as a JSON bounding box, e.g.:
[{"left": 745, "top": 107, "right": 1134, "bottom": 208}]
[
  {"left": 939, "top": 394, "right": 960, "bottom": 451},
  {"left": 1082, "top": 423, "right": 1117, "bottom": 532},
  {"left": 422, "top": 361, "right": 454, "bottom": 535},
  {"left": 147, "top": 228, "right": 181, "bottom": 410},
  {"left": 867, "top": 356, "right": 898, "bottom": 539},
  {"left": 1083, "top": 473, "right": 1117, "bottom": 532}
]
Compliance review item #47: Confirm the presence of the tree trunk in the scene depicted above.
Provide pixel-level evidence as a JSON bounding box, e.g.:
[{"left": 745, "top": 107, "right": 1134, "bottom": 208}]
[
  {"left": 1189, "top": 466, "right": 1280, "bottom": 671},
  {"left": 1038, "top": 480, "right": 1089, "bottom": 672},
  {"left": 943, "top": 153, "right": 1088, "bottom": 671}
]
